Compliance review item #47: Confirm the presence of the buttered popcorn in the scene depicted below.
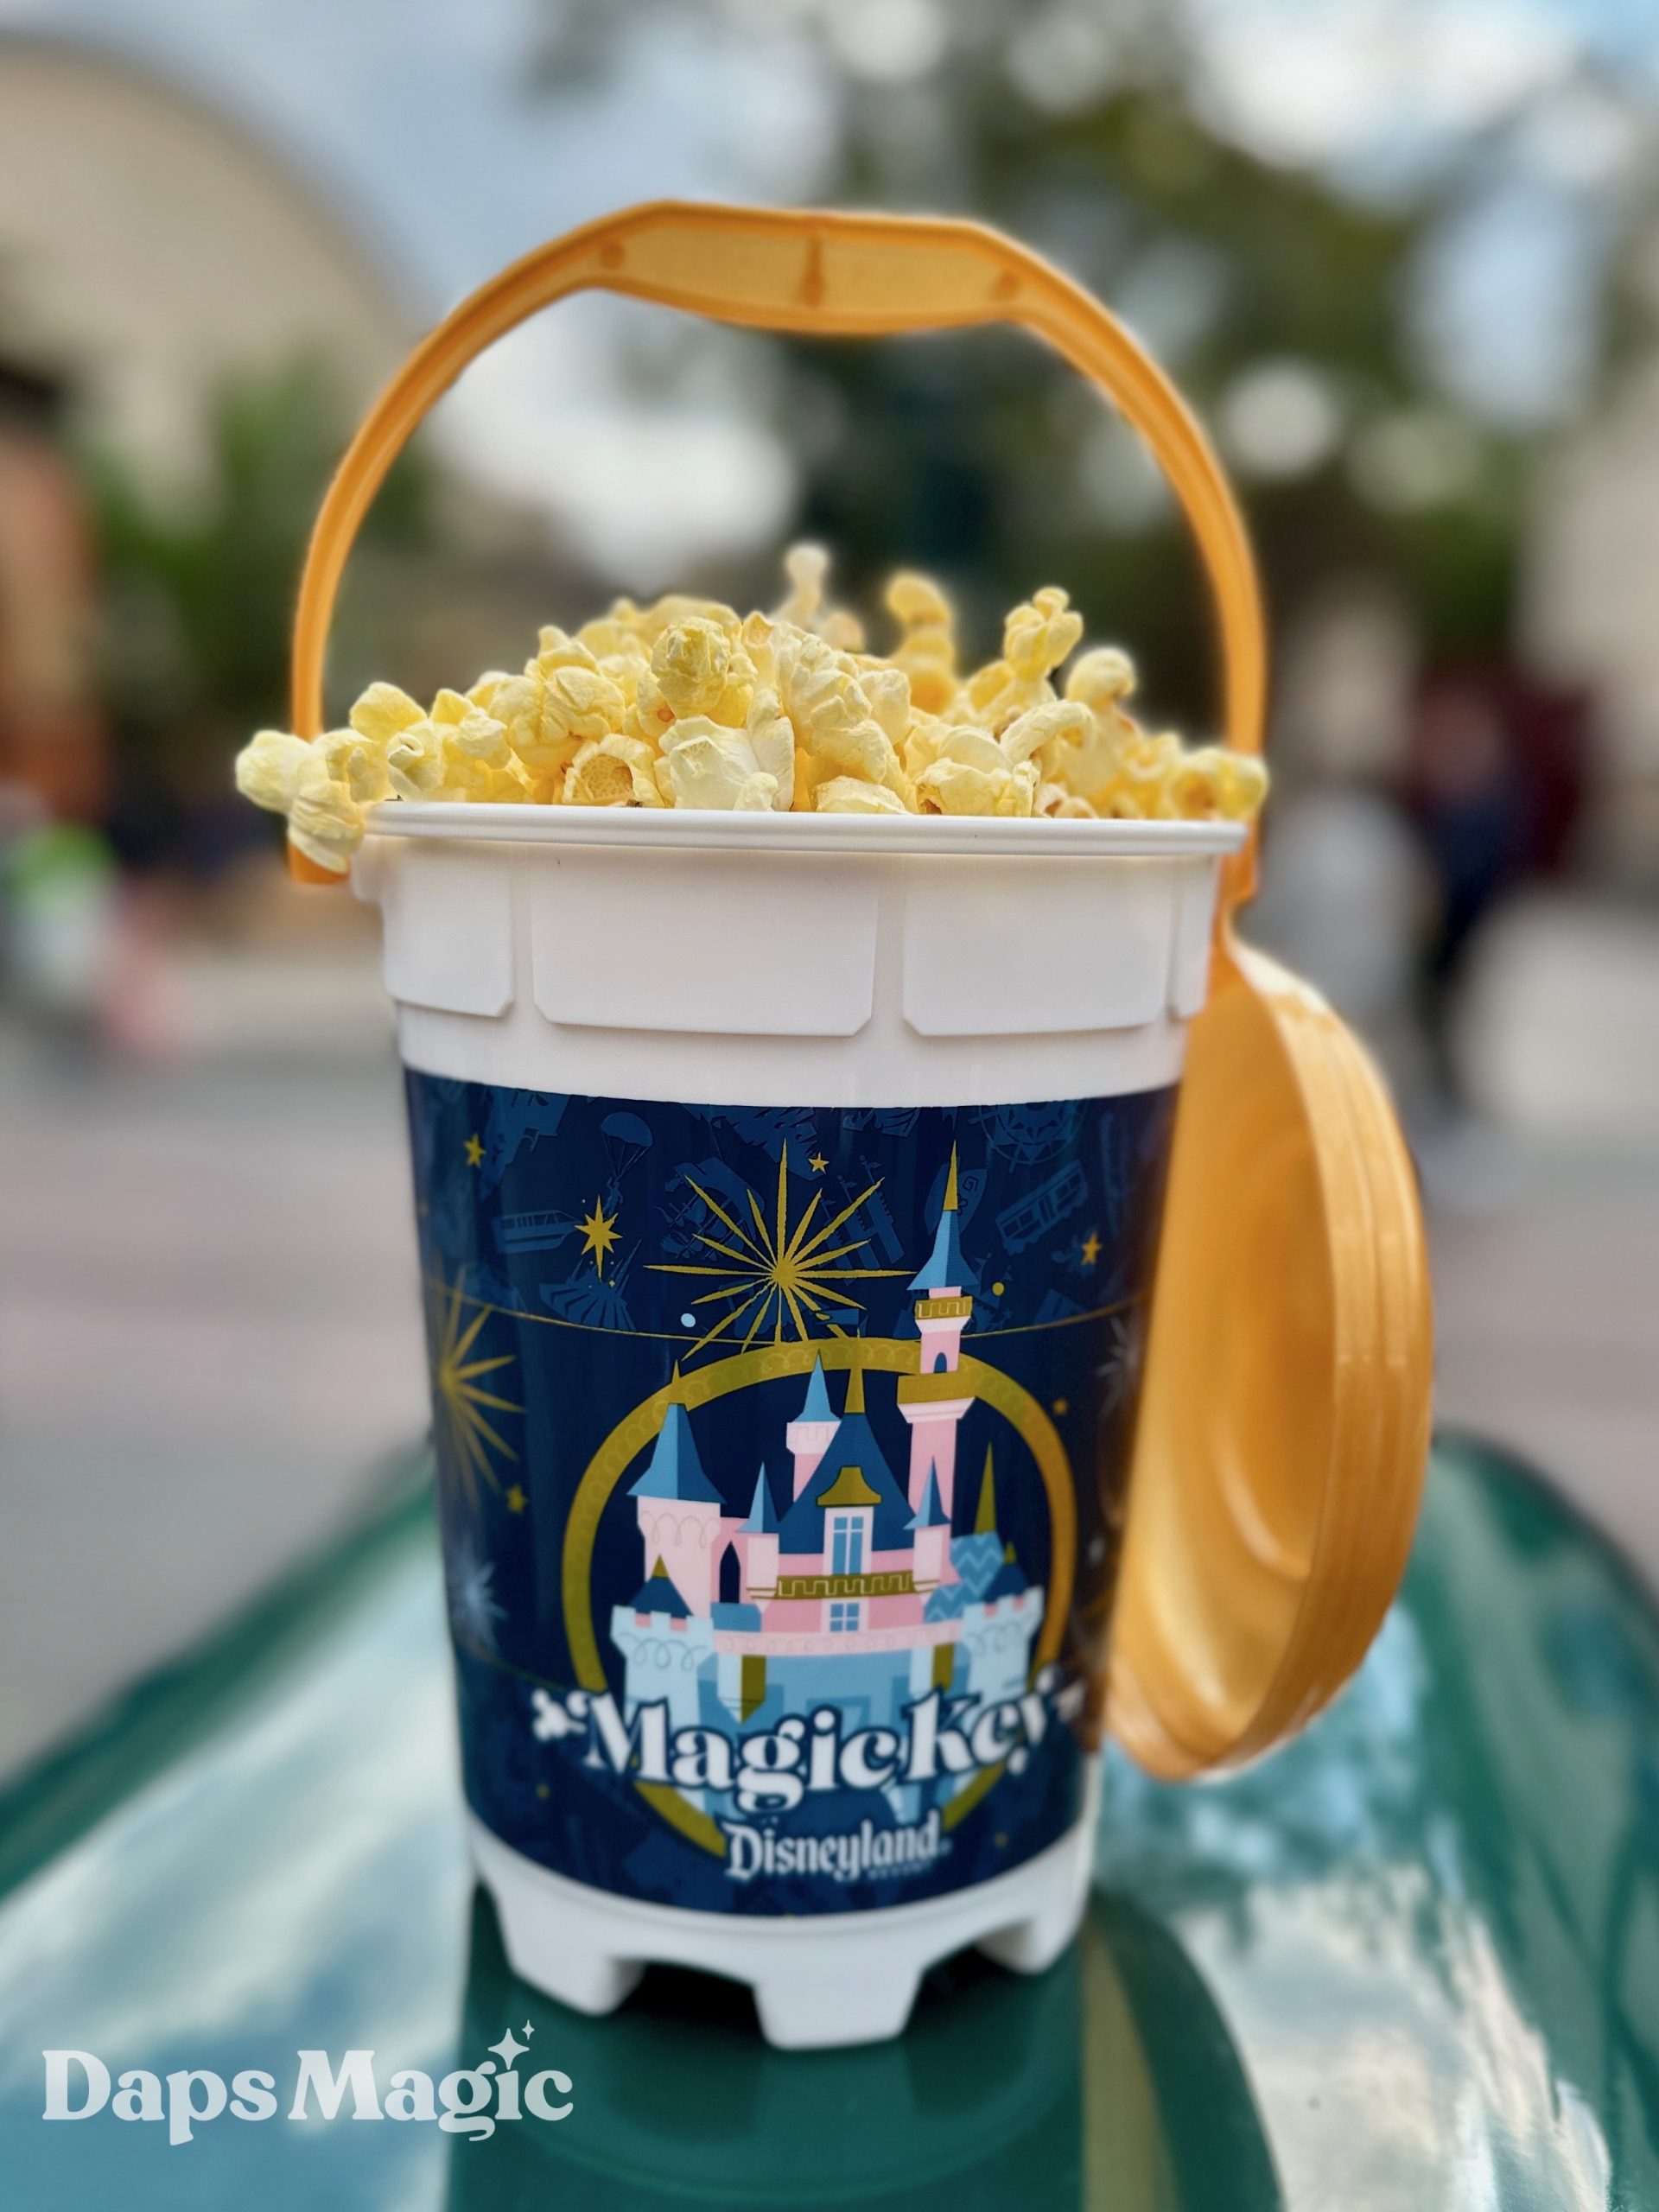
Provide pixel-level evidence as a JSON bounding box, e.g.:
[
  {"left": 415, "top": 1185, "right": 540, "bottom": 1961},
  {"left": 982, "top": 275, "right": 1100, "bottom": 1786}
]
[{"left": 236, "top": 546, "right": 1266, "bottom": 871}]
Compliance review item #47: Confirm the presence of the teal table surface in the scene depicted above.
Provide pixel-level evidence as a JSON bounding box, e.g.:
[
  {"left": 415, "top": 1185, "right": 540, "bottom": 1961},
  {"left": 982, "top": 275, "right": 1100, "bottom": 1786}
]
[{"left": 3, "top": 1433, "right": 1658, "bottom": 2210}]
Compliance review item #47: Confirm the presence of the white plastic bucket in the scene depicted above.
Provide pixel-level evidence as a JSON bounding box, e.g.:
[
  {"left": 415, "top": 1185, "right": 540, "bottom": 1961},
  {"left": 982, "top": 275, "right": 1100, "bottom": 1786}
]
[{"left": 354, "top": 804, "right": 1243, "bottom": 2048}]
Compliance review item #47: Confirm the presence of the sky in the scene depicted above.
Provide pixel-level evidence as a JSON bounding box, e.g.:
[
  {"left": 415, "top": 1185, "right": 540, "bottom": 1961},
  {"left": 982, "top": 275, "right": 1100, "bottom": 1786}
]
[{"left": 0, "top": 0, "right": 1653, "bottom": 579}]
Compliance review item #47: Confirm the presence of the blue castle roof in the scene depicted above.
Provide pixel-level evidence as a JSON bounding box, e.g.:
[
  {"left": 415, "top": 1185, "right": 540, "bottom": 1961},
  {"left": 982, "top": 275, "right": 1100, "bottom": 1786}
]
[
  {"left": 909, "top": 1147, "right": 976, "bottom": 1295},
  {"left": 741, "top": 1463, "right": 779, "bottom": 1535},
  {"left": 630, "top": 1398, "right": 721, "bottom": 1506},
  {"left": 628, "top": 1563, "right": 693, "bottom": 1616},
  {"left": 792, "top": 1355, "right": 836, "bottom": 1427},
  {"left": 909, "top": 1462, "right": 948, "bottom": 1530},
  {"left": 778, "top": 1365, "right": 912, "bottom": 1554},
  {"left": 985, "top": 1549, "right": 1029, "bottom": 1602}
]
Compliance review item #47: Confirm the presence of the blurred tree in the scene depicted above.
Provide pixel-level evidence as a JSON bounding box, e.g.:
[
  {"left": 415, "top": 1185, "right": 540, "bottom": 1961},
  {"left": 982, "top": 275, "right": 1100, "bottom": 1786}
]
[{"left": 531, "top": 0, "right": 1611, "bottom": 731}]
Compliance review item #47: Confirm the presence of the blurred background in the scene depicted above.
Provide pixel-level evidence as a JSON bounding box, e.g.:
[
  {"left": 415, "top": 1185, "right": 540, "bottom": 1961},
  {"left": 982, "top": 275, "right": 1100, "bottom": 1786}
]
[{"left": 2, "top": 0, "right": 1657, "bottom": 1777}]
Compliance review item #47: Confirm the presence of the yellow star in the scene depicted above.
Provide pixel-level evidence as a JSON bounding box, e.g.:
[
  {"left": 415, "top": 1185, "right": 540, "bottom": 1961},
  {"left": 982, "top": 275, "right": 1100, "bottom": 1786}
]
[
  {"left": 808, "top": 1154, "right": 829, "bottom": 1173},
  {"left": 578, "top": 1197, "right": 620, "bottom": 1278},
  {"left": 1080, "top": 1231, "right": 1101, "bottom": 1268},
  {"left": 464, "top": 1134, "right": 485, "bottom": 1168},
  {"left": 505, "top": 1484, "right": 527, "bottom": 1514}
]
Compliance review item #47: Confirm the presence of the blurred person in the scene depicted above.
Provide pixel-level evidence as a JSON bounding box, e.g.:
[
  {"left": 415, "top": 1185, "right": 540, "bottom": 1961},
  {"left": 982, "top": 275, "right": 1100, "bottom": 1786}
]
[
  {"left": 1249, "top": 778, "right": 1430, "bottom": 1102},
  {"left": 0, "top": 810, "right": 118, "bottom": 1039},
  {"left": 1405, "top": 668, "right": 1586, "bottom": 1116}
]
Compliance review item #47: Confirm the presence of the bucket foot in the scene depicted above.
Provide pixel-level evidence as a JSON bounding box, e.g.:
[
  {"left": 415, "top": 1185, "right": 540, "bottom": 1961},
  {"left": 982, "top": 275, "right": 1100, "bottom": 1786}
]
[
  {"left": 753, "top": 1968, "right": 922, "bottom": 2051},
  {"left": 977, "top": 1885, "right": 1085, "bottom": 1977},
  {"left": 488, "top": 1879, "right": 644, "bottom": 2016}
]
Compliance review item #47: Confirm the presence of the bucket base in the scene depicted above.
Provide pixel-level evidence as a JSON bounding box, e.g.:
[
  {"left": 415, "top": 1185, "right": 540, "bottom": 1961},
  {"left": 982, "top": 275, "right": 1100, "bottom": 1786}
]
[{"left": 467, "top": 1759, "right": 1099, "bottom": 2051}]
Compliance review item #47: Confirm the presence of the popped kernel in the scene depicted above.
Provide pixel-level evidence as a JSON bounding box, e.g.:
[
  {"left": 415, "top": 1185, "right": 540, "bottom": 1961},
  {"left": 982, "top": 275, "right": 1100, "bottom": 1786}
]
[
  {"left": 887, "top": 570, "right": 957, "bottom": 718},
  {"left": 566, "top": 734, "right": 666, "bottom": 809},
  {"left": 495, "top": 652, "right": 625, "bottom": 782},
  {"left": 349, "top": 682, "right": 425, "bottom": 750},
  {"left": 288, "top": 749, "right": 365, "bottom": 874},
  {"left": 815, "top": 775, "right": 909, "bottom": 815},
  {"left": 775, "top": 543, "right": 865, "bottom": 652},
  {"left": 658, "top": 716, "right": 779, "bottom": 811},
  {"left": 235, "top": 542, "right": 1268, "bottom": 849},
  {"left": 235, "top": 728, "right": 312, "bottom": 815},
  {"left": 917, "top": 753, "right": 1039, "bottom": 818},
  {"left": 318, "top": 726, "right": 393, "bottom": 806},
  {"left": 746, "top": 689, "right": 796, "bottom": 810},
  {"left": 652, "top": 617, "right": 734, "bottom": 719},
  {"left": 233, "top": 728, "right": 367, "bottom": 881}
]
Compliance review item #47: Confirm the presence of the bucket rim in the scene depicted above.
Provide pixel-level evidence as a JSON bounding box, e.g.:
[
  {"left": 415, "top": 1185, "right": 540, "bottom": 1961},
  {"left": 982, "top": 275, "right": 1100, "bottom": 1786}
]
[{"left": 358, "top": 803, "right": 1248, "bottom": 860}]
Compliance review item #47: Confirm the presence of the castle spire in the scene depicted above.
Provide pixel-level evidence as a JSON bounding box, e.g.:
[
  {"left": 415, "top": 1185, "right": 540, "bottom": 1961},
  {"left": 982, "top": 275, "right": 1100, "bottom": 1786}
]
[
  {"left": 975, "top": 1444, "right": 997, "bottom": 1535},
  {"left": 795, "top": 1354, "right": 835, "bottom": 1427},
  {"left": 909, "top": 1459, "right": 948, "bottom": 1530},
  {"left": 630, "top": 1398, "right": 721, "bottom": 1503},
  {"left": 742, "top": 1462, "right": 779, "bottom": 1535},
  {"left": 910, "top": 1155, "right": 970, "bottom": 1295},
  {"left": 843, "top": 1353, "right": 866, "bottom": 1416}
]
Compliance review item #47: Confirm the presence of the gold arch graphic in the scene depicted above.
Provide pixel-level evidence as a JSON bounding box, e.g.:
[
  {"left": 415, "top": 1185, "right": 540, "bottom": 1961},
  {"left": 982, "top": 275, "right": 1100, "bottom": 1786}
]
[{"left": 562, "top": 1336, "right": 1075, "bottom": 1858}]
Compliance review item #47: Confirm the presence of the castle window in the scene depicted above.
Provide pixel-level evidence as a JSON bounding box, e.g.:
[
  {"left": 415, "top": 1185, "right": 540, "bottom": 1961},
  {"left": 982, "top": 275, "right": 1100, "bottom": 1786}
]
[
  {"left": 929, "top": 1349, "right": 947, "bottom": 1373},
  {"left": 829, "top": 1600, "right": 861, "bottom": 1634},
  {"left": 830, "top": 1513, "right": 867, "bottom": 1576}
]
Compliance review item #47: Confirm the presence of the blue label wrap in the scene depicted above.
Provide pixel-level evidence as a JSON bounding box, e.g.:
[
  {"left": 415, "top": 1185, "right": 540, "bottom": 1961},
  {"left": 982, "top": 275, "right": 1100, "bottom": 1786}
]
[{"left": 408, "top": 1076, "right": 1176, "bottom": 1916}]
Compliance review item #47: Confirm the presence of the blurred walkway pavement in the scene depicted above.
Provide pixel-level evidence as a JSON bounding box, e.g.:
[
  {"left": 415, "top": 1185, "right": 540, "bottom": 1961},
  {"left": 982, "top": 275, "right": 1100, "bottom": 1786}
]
[{"left": 0, "top": 939, "right": 426, "bottom": 1775}]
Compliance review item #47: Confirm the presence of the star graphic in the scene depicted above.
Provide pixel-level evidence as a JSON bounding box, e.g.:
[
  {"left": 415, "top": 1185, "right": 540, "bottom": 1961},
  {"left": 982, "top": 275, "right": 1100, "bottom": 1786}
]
[
  {"left": 505, "top": 1484, "right": 527, "bottom": 1514},
  {"left": 1080, "top": 1230, "right": 1101, "bottom": 1268},
  {"left": 464, "top": 1134, "right": 485, "bottom": 1168},
  {"left": 808, "top": 1154, "right": 828, "bottom": 1173},
  {"left": 488, "top": 2029, "right": 529, "bottom": 2068},
  {"left": 522, "top": 2022, "right": 534, "bottom": 2039},
  {"left": 578, "top": 1197, "right": 620, "bottom": 1278}
]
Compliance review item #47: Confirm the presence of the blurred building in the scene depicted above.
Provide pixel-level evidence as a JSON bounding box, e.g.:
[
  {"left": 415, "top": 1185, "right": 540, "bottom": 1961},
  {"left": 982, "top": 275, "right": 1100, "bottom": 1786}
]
[
  {"left": 0, "top": 33, "right": 413, "bottom": 831},
  {"left": 0, "top": 34, "right": 411, "bottom": 490}
]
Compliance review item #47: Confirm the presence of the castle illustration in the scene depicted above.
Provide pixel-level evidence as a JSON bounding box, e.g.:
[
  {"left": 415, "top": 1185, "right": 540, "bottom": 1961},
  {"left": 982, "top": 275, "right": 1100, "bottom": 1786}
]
[{"left": 609, "top": 1153, "right": 1041, "bottom": 1822}]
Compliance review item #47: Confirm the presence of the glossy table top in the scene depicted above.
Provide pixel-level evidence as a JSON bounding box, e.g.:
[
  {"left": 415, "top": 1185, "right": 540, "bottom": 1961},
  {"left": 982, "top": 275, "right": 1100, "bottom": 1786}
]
[{"left": 3, "top": 1433, "right": 1657, "bottom": 2209}]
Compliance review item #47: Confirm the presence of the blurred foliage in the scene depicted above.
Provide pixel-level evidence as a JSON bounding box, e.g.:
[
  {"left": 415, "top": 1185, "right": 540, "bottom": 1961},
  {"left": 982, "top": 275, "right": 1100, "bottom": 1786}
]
[
  {"left": 535, "top": 0, "right": 1622, "bottom": 728},
  {"left": 81, "top": 358, "right": 433, "bottom": 848}
]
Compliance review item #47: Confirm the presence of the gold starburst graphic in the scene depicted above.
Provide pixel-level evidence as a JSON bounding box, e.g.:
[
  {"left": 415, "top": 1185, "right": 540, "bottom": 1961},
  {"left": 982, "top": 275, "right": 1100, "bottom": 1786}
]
[
  {"left": 428, "top": 1267, "right": 520, "bottom": 1506},
  {"left": 578, "top": 1197, "right": 620, "bottom": 1278},
  {"left": 652, "top": 1144, "right": 906, "bottom": 1360}
]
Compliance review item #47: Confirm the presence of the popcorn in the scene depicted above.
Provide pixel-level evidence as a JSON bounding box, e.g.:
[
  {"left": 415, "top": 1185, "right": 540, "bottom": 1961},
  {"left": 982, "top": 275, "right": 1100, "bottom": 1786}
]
[
  {"left": 652, "top": 618, "right": 753, "bottom": 727},
  {"left": 815, "top": 775, "right": 909, "bottom": 815},
  {"left": 917, "top": 753, "right": 1039, "bottom": 818},
  {"left": 566, "top": 734, "right": 666, "bottom": 809},
  {"left": 967, "top": 587, "right": 1084, "bottom": 732},
  {"left": 887, "top": 570, "right": 957, "bottom": 718},
  {"left": 236, "top": 543, "right": 1268, "bottom": 854},
  {"left": 349, "top": 683, "right": 425, "bottom": 750},
  {"left": 1101, "top": 732, "right": 1184, "bottom": 819},
  {"left": 746, "top": 689, "right": 796, "bottom": 810},
  {"left": 494, "top": 633, "right": 625, "bottom": 786},
  {"left": 774, "top": 543, "right": 865, "bottom": 652},
  {"left": 235, "top": 728, "right": 312, "bottom": 816},
  {"left": 287, "top": 751, "right": 366, "bottom": 873},
  {"left": 658, "top": 716, "right": 779, "bottom": 811},
  {"left": 318, "top": 726, "right": 393, "bottom": 806}
]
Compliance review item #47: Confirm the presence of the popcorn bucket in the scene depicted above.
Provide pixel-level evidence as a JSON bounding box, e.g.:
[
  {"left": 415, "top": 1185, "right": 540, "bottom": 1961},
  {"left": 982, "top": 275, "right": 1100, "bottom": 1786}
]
[{"left": 286, "top": 205, "right": 1432, "bottom": 2048}]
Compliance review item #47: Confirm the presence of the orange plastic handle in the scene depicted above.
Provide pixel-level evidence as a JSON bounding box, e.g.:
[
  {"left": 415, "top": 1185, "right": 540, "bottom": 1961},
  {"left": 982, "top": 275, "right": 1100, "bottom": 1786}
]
[{"left": 288, "top": 200, "right": 1268, "bottom": 888}]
